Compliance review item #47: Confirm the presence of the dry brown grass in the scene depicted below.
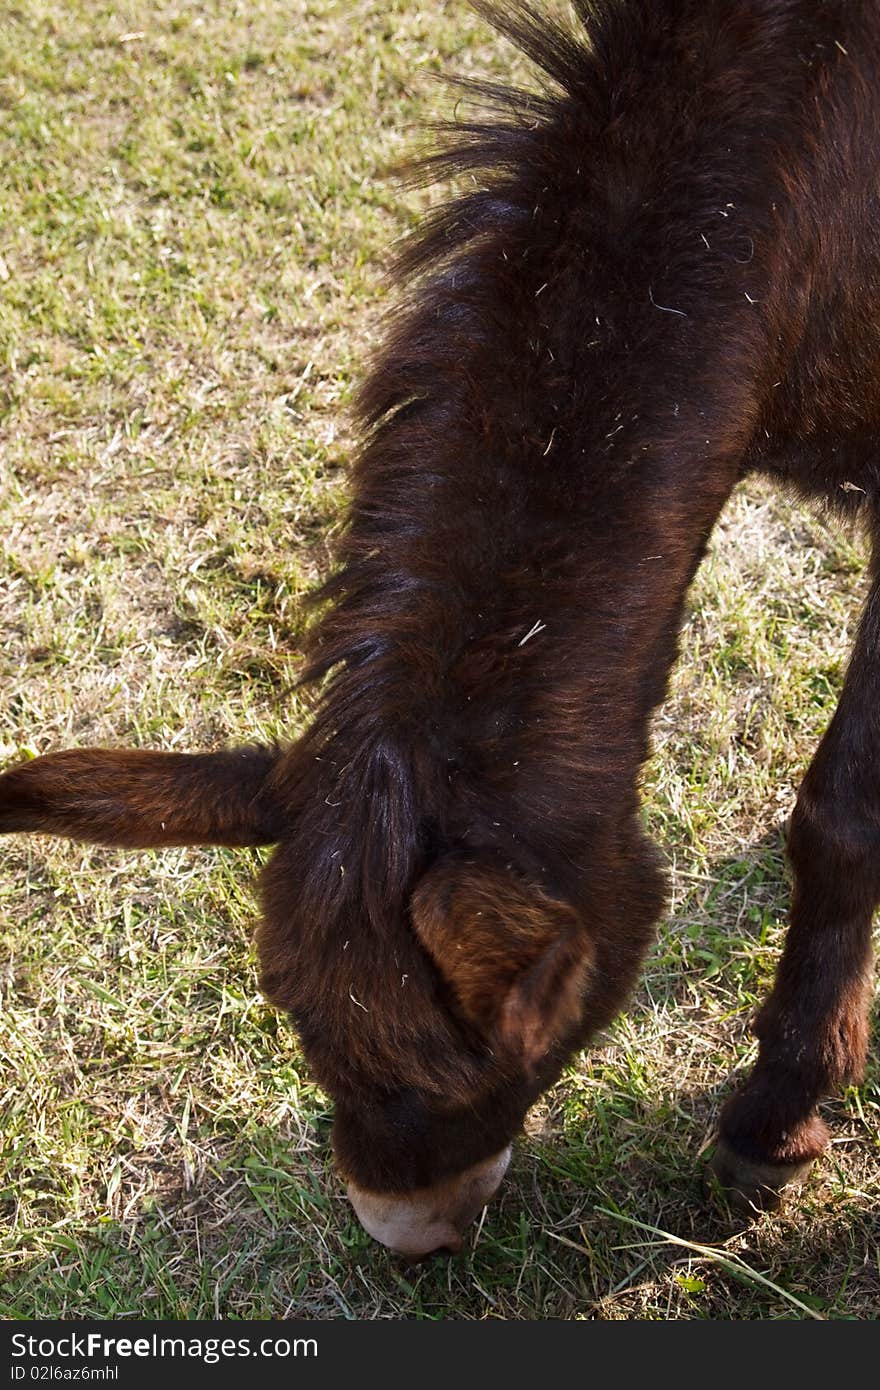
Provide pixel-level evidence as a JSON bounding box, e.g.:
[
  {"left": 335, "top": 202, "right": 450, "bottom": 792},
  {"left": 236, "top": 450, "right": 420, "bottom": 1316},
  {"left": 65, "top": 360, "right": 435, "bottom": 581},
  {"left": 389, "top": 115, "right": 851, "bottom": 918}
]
[{"left": 1, "top": 0, "right": 878, "bottom": 1319}]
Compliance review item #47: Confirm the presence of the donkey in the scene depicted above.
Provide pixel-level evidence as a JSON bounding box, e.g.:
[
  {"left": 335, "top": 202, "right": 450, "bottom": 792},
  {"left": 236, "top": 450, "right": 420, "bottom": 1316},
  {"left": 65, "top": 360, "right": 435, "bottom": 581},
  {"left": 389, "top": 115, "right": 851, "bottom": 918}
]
[{"left": 2, "top": 0, "right": 879, "bottom": 1257}]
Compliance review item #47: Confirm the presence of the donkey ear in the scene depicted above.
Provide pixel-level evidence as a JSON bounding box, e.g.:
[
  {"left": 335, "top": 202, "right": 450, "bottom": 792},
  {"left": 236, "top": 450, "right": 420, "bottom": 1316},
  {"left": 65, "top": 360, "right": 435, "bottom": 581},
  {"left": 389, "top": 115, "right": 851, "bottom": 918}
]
[{"left": 410, "top": 856, "right": 591, "bottom": 1073}]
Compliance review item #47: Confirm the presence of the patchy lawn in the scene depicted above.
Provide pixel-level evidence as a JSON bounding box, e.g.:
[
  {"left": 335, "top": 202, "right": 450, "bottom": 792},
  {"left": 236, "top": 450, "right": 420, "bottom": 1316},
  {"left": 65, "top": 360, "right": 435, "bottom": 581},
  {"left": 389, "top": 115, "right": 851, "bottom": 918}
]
[{"left": 1, "top": 0, "right": 877, "bottom": 1320}]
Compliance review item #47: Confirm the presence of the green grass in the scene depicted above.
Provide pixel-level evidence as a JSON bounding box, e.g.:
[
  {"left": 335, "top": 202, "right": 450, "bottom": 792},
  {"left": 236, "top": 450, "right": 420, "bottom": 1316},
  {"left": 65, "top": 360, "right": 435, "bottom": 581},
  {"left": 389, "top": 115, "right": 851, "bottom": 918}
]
[{"left": 1, "top": 0, "right": 878, "bottom": 1320}]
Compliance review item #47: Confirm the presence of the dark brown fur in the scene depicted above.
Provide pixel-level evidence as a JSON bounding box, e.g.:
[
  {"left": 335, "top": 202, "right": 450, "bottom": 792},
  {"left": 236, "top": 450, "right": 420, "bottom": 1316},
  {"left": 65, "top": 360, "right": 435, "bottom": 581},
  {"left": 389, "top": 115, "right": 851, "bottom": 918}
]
[{"left": 2, "top": 0, "right": 879, "bottom": 1213}]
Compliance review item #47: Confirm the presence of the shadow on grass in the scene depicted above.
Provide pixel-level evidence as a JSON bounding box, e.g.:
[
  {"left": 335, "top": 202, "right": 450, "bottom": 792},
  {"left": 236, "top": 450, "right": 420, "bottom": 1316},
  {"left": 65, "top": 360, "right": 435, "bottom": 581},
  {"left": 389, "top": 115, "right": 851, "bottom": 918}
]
[
  {"left": 3, "top": 829, "right": 877, "bottom": 1320},
  {"left": 517, "top": 822, "right": 880, "bottom": 1317},
  {"left": 4, "top": 1096, "right": 877, "bottom": 1320}
]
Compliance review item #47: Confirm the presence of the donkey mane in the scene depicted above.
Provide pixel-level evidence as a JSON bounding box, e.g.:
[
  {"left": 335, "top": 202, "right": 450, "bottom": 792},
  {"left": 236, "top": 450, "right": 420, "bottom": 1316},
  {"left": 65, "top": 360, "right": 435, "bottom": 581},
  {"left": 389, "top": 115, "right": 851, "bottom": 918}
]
[
  {"left": 272, "top": 3, "right": 618, "bottom": 936},
  {"left": 273, "top": 0, "right": 814, "bottom": 940}
]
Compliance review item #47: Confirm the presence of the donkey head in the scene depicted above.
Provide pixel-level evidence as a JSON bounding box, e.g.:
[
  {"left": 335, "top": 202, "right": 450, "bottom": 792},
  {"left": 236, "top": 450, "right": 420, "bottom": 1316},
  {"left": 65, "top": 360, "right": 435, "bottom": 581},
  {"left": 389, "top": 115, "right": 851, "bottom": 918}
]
[
  {"left": 255, "top": 725, "right": 665, "bottom": 1259},
  {"left": 259, "top": 845, "right": 591, "bottom": 1256}
]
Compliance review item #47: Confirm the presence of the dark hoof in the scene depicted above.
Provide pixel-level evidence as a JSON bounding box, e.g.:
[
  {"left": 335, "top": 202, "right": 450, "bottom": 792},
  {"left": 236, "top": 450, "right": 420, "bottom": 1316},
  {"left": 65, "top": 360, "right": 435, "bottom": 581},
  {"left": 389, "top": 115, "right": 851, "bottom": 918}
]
[{"left": 707, "top": 1138, "right": 814, "bottom": 1219}]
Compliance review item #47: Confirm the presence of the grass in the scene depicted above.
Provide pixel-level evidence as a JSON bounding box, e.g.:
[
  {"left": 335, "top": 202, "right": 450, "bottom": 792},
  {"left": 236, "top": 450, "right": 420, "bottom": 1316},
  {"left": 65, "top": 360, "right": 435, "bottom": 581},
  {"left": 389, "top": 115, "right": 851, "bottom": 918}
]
[{"left": 1, "top": 0, "right": 878, "bottom": 1321}]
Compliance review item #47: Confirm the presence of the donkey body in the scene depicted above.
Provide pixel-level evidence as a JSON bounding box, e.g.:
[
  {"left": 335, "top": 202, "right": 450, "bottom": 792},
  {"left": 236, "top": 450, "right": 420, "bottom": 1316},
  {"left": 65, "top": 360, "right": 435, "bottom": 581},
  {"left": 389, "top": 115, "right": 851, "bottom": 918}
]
[{"left": 3, "top": 0, "right": 880, "bottom": 1255}]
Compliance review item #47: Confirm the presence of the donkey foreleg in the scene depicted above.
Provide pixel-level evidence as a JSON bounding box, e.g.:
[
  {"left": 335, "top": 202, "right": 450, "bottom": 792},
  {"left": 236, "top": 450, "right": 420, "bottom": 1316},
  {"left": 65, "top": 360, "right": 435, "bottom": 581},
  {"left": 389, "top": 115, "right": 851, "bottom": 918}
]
[{"left": 713, "top": 572, "right": 880, "bottom": 1214}]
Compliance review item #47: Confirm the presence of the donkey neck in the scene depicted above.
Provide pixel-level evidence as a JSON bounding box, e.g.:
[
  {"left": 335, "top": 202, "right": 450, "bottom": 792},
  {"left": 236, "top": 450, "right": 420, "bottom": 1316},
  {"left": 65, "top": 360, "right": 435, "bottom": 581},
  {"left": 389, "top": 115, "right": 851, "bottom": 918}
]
[{"left": 301, "top": 389, "right": 750, "bottom": 900}]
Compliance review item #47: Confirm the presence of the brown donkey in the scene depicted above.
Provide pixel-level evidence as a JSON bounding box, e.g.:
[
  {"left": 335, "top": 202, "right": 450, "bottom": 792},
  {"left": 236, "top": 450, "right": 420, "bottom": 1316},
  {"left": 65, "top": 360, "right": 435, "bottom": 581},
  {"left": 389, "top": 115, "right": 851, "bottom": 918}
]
[{"left": 2, "top": 0, "right": 879, "bottom": 1256}]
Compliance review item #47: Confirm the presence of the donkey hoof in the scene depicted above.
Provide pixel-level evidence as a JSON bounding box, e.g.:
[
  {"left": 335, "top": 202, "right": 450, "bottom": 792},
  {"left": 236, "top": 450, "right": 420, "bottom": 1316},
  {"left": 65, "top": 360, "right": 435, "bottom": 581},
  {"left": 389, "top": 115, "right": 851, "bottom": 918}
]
[{"left": 707, "top": 1139, "right": 814, "bottom": 1219}]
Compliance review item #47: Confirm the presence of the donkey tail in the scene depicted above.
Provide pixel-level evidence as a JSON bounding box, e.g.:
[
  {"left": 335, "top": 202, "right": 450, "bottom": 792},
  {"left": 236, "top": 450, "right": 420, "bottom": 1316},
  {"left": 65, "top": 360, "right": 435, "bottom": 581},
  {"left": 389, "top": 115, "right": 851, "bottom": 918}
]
[{"left": 0, "top": 745, "right": 286, "bottom": 848}]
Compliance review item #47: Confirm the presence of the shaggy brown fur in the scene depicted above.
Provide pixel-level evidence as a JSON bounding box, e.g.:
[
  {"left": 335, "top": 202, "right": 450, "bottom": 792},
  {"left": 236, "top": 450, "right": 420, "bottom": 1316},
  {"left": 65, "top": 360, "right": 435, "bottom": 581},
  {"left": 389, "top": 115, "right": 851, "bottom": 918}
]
[{"left": 2, "top": 0, "right": 879, "bottom": 1216}]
